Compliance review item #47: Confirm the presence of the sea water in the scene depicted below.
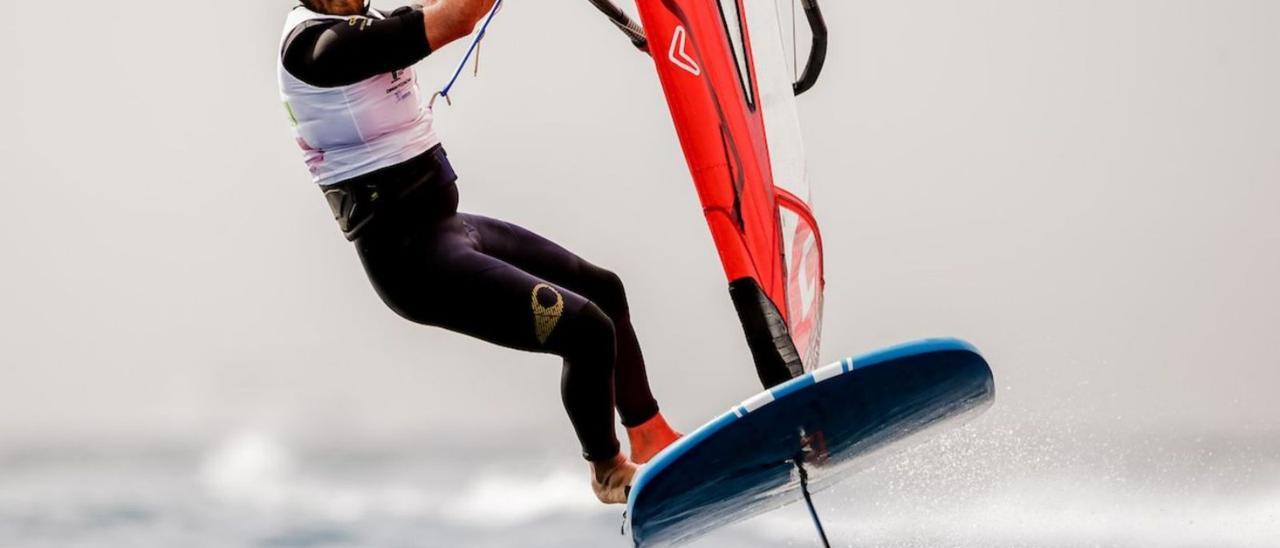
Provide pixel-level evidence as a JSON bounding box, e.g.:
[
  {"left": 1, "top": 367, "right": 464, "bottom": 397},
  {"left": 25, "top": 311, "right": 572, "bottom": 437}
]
[{"left": 1, "top": 420, "right": 1276, "bottom": 548}]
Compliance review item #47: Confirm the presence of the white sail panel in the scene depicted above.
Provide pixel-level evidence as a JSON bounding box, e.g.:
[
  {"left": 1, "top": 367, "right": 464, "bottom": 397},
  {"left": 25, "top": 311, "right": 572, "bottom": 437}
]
[{"left": 743, "top": 0, "right": 826, "bottom": 370}]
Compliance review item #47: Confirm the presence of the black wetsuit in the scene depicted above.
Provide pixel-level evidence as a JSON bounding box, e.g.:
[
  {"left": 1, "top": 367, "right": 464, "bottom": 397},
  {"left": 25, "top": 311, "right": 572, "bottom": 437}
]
[{"left": 282, "top": 5, "right": 659, "bottom": 461}]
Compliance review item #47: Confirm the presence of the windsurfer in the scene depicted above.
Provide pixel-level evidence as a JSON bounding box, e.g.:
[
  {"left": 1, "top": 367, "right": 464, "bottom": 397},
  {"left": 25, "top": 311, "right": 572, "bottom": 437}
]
[{"left": 276, "top": 0, "right": 680, "bottom": 504}]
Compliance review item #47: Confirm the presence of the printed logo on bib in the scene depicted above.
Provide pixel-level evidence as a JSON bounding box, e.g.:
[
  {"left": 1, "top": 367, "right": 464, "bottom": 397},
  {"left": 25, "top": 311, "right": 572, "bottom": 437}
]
[{"left": 385, "top": 69, "right": 415, "bottom": 102}]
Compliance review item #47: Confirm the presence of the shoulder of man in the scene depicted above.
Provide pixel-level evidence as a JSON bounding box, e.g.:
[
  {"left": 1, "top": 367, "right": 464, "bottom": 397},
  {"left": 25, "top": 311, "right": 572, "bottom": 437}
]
[{"left": 282, "top": 8, "right": 346, "bottom": 59}]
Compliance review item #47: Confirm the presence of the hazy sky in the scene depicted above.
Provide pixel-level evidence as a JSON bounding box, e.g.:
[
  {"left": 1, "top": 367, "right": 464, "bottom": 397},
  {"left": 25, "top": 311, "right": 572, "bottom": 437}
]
[{"left": 2, "top": 0, "right": 1277, "bottom": 452}]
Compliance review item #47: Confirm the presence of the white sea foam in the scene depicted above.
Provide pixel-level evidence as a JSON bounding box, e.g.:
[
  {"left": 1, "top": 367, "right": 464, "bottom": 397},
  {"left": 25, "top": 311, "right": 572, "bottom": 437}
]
[
  {"left": 199, "top": 430, "right": 436, "bottom": 521},
  {"left": 737, "top": 422, "right": 1280, "bottom": 548},
  {"left": 749, "top": 480, "right": 1280, "bottom": 548},
  {"left": 445, "top": 468, "right": 606, "bottom": 526},
  {"left": 198, "top": 430, "right": 605, "bottom": 527},
  {"left": 199, "top": 430, "right": 296, "bottom": 510}
]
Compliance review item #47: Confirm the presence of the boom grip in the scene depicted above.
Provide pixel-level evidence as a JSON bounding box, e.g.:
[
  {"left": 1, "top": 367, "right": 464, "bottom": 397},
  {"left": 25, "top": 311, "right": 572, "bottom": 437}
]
[{"left": 792, "top": 0, "right": 828, "bottom": 96}]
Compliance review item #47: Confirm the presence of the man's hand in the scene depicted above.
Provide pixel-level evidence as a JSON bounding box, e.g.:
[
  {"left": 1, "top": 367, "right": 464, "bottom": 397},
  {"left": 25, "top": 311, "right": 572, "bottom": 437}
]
[{"left": 423, "top": 0, "right": 498, "bottom": 51}]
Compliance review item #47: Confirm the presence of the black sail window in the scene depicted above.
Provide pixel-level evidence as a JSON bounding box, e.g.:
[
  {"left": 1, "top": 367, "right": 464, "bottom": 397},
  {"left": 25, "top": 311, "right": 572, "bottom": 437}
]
[{"left": 717, "top": 0, "right": 756, "bottom": 109}]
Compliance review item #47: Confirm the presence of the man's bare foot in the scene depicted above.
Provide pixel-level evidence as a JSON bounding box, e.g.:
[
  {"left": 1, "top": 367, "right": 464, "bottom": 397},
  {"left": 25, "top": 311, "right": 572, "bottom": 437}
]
[
  {"left": 590, "top": 453, "right": 638, "bottom": 504},
  {"left": 627, "top": 413, "right": 683, "bottom": 465}
]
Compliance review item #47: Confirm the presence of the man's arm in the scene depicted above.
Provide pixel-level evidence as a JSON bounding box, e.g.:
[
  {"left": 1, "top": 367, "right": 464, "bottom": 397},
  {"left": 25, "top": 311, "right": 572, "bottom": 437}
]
[
  {"left": 422, "top": 0, "right": 498, "bottom": 51},
  {"left": 283, "top": 6, "right": 433, "bottom": 88},
  {"left": 283, "top": 1, "right": 496, "bottom": 89}
]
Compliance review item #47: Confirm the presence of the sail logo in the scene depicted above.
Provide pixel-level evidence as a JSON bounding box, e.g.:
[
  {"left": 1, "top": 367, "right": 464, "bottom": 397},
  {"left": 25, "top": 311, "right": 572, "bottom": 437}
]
[
  {"left": 669, "top": 26, "right": 701, "bottom": 76},
  {"left": 785, "top": 216, "right": 823, "bottom": 368}
]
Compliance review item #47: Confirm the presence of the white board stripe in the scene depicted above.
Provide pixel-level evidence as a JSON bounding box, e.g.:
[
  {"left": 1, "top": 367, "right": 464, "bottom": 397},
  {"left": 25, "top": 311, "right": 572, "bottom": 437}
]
[
  {"left": 813, "top": 361, "right": 843, "bottom": 382},
  {"left": 740, "top": 391, "right": 776, "bottom": 414}
]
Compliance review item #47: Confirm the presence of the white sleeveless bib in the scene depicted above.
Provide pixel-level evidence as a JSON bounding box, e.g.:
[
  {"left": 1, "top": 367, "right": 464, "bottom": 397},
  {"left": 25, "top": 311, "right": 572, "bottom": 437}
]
[{"left": 277, "top": 6, "right": 440, "bottom": 186}]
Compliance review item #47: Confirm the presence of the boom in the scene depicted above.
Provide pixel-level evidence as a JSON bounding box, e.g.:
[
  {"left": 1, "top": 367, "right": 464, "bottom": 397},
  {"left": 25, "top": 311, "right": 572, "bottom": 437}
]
[{"left": 586, "top": 0, "right": 650, "bottom": 52}]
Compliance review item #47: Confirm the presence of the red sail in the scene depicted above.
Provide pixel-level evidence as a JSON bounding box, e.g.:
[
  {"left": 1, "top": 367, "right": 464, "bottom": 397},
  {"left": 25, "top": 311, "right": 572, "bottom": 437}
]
[{"left": 635, "top": 0, "right": 825, "bottom": 387}]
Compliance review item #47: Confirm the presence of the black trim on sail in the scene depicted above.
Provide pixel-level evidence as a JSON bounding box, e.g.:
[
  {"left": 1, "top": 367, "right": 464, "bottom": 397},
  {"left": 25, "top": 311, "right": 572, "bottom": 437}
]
[{"left": 729, "top": 278, "right": 805, "bottom": 388}]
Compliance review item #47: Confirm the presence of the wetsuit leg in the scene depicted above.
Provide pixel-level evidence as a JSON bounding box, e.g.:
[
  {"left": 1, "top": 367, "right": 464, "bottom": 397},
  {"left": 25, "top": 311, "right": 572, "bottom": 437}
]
[
  {"left": 355, "top": 199, "right": 621, "bottom": 461},
  {"left": 459, "top": 214, "right": 661, "bottom": 427}
]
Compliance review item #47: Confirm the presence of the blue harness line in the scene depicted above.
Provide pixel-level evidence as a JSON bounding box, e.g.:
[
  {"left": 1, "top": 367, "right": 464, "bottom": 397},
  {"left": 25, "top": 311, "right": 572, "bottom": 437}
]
[{"left": 431, "top": 0, "right": 504, "bottom": 107}]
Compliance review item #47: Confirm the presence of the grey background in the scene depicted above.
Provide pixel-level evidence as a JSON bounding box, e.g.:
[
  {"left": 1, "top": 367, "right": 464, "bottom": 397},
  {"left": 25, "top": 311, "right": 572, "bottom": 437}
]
[{"left": 1, "top": 1, "right": 1277, "bottom": 546}]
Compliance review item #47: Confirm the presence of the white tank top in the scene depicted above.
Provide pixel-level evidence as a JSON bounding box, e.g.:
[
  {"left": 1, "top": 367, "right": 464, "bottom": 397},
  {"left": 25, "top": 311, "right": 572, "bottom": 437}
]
[{"left": 277, "top": 6, "right": 440, "bottom": 186}]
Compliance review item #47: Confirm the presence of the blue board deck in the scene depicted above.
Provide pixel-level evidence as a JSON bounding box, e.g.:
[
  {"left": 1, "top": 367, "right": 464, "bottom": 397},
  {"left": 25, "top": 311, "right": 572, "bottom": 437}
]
[{"left": 626, "top": 338, "right": 995, "bottom": 547}]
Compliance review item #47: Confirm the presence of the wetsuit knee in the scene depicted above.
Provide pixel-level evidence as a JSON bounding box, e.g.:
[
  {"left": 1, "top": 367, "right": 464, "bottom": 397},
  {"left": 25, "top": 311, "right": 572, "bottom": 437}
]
[
  {"left": 559, "top": 301, "right": 617, "bottom": 365},
  {"left": 580, "top": 267, "right": 630, "bottom": 320}
]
